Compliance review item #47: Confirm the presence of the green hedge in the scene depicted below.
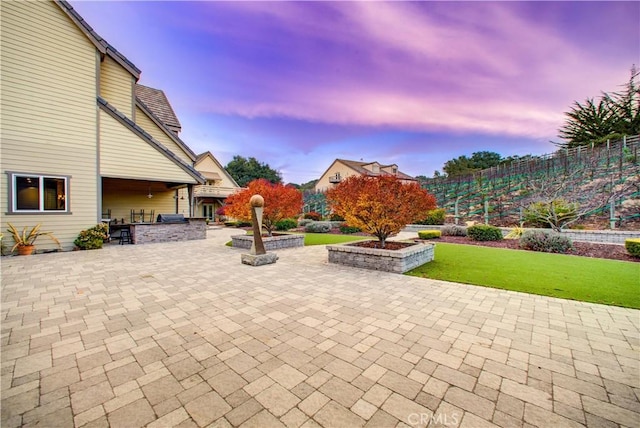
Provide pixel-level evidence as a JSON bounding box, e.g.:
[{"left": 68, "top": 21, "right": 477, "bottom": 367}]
[
  {"left": 275, "top": 218, "right": 297, "bottom": 231},
  {"left": 625, "top": 238, "right": 640, "bottom": 258},
  {"left": 467, "top": 225, "right": 503, "bottom": 241},
  {"left": 418, "top": 230, "right": 441, "bottom": 239}
]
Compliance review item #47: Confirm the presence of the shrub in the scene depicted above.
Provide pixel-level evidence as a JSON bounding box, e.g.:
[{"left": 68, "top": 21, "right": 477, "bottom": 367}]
[
  {"left": 275, "top": 218, "right": 297, "bottom": 231},
  {"left": 467, "top": 225, "right": 503, "bottom": 241},
  {"left": 329, "top": 213, "right": 345, "bottom": 221},
  {"left": 305, "top": 221, "right": 332, "bottom": 233},
  {"left": 504, "top": 226, "right": 525, "bottom": 240},
  {"left": 519, "top": 230, "right": 573, "bottom": 254},
  {"left": 339, "top": 223, "right": 361, "bottom": 234},
  {"left": 304, "top": 211, "right": 322, "bottom": 221},
  {"left": 625, "top": 238, "right": 640, "bottom": 258},
  {"left": 224, "top": 221, "right": 251, "bottom": 228},
  {"left": 418, "top": 230, "right": 441, "bottom": 239},
  {"left": 441, "top": 225, "right": 467, "bottom": 236},
  {"left": 417, "top": 208, "right": 446, "bottom": 225},
  {"left": 74, "top": 223, "right": 109, "bottom": 250},
  {"left": 524, "top": 199, "right": 579, "bottom": 231}
]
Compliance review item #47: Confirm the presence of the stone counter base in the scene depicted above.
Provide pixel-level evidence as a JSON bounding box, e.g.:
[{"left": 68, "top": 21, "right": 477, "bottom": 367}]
[
  {"left": 232, "top": 234, "right": 305, "bottom": 251},
  {"left": 130, "top": 219, "right": 206, "bottom": 244},
  {"left": 327, "top": 241, "right": 435, "bottom": 273}
]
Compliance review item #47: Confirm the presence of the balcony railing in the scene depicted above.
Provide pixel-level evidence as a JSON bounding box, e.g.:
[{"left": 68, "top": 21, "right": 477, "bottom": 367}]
[
  {"left": 328, "top": 175, "right": 341, "bottom": 183},
  {"left": 193, "top": 185, "right": 240, "bottom": 198}
]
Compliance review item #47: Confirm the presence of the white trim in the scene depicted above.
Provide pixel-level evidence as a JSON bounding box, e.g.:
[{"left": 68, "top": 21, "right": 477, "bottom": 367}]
[{"left": 8, "top": 172, "right": 70, "bottom": 214}]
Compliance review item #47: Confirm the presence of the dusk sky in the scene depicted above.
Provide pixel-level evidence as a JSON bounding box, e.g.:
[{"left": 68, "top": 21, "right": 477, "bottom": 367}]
[{"left": 71, "top": 1, "right": 639, "bottom": 184}]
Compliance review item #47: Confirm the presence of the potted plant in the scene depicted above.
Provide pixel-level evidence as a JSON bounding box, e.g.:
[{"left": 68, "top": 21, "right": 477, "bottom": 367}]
[{"left": 6, "top": 223, "right": 61, "bottom": 255}]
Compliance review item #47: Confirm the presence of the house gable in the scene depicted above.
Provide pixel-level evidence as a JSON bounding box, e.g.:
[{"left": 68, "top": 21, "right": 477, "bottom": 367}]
[
  {"left": 98, "top": 98, "right": 203, "bottom": 184},
  {"left": 195, "top": 152, "right": 240, "bottom": 188},
  {"left": 100, "top": 55, "right": 135, "bottom": 119}
]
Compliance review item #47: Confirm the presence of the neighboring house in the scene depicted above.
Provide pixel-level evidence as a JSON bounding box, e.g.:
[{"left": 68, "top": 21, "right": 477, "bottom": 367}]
[
  {"left": 1, "top": 0, "right": 206, "bottom": 251},
  {"left": 192, "top": 152, "right": 241, "bottom": 220},
  {"left": 314, "top": 159, "right": 417, "bottom": 192}
]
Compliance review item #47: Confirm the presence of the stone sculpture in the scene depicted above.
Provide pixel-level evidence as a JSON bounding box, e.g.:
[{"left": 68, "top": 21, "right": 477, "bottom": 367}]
[{"left": 241, "top": 194, "right": 278, "bottom": 266}]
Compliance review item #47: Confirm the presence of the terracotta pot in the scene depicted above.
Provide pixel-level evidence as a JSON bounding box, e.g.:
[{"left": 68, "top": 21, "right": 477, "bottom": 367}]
[{"left": 17, "top": 245, "right": 35, "bottom": 256}]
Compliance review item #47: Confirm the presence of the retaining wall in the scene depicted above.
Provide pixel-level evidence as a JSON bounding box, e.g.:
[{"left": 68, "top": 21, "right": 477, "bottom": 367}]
[
  {"left": 403, "top": 224, "right": 639, "bottom": 245},
  {"left": 327, "top": 241, "right": 434, "bottom": 273},
  {"left": 232, "top": 233, "right": 305, "bottom": 251}
]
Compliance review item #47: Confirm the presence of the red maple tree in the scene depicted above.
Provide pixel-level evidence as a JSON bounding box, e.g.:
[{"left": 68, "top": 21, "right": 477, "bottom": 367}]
[
  {"left": 326, "top": 175, "right": 437, "bottom": 247},
  {"left": 225, "top": 179, "right": 303, "bottom": 236}
]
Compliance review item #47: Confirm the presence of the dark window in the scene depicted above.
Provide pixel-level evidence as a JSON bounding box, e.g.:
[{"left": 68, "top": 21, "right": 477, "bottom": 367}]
[{"left": 11, "top": 174, "right": 68, "bottom": 212}]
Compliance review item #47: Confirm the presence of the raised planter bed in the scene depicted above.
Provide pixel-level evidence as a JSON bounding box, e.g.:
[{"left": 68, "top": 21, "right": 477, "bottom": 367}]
[
  {"left": 231, "top": 233, "right": 305, "bottom": 251},
  {"left": 327, "top": 240, "right": 434, "bottom": 273}
]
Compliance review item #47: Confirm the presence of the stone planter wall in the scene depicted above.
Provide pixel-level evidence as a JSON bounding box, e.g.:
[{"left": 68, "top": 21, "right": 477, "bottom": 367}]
[
  {"left": 327, "top": 241, "right": 434, "bottom": 273},
  {"left": 129, "top": 219, "right": 206, "bottom": 244},
  {"left": 232, "top": 233, "right": 305, "bottom": 251},
  {"left": 403, "top": 224, "right": 639, "bottom": 244}
]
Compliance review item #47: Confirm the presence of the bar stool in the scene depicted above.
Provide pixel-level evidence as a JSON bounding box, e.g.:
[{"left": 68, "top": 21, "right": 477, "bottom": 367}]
[{"left": 119, "top": 228, "right": 132, "bottom": 245}]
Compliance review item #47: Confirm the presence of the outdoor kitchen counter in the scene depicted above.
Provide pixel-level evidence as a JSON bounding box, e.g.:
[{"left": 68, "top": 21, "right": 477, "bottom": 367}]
[{"left": 129, "top": 217, "right": 207, "bottom": 244}]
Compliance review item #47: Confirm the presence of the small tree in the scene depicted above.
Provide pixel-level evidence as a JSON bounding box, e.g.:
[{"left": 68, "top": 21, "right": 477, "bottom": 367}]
[
  {"left": 326, "top": 175, "right": 437, "bottom": 248},
  {"left": 224, "top": 179, "right": 302, "bottom": 236}
]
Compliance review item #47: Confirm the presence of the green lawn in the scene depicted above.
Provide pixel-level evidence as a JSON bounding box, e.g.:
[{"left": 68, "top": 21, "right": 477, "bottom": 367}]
[
  {"left": 407, "top": 243, "right": 640, "bottom": 309},
  {"left": 302, "top": 233, "right": 368, "bottom": 246}
]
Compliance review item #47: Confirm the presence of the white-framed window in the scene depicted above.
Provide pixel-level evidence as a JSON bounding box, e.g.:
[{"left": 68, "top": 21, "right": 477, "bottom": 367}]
[{"left": 8, "top": 172, "right": 70, "bottom": 213}]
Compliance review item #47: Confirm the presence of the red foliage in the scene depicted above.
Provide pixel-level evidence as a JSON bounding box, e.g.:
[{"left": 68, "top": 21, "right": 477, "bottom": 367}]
[
  {"left": 326, "top": 175, "right": 437, "bottom": 247},
  {"left": 225, "top": 179, "right": 303, "bottom": 235},
  {"left": 304, "top": 211, "right": 322, "bottom": 221}
]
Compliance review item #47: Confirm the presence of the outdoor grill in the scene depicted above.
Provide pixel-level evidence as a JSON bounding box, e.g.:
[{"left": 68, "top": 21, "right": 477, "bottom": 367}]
[{"left": 156, "top": 213, "right": 188, "bottom": 223}]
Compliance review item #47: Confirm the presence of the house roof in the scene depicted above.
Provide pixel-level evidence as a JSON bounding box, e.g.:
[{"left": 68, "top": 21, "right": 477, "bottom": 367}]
[
  {"left": 195, "top": 151, "right": 241, "bottom": 188},
  {"left": 98, "top": 97, "right": 205, "bottom": 184},
  {"left": 135, "top": 96, "right": 197, "bottom": 161},
  {"left": 55, "top": 1, "right": 141, "bottom": 79},
  {"left": 135, "top": 85, "right": 182, "bottom": 132},
  {"left": 336, "top": 159, "right": 416, "bottom": 181}
]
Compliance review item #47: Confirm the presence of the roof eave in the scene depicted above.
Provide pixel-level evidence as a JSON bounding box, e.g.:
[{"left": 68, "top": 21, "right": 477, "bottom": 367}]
[
  {"left": 135, "top": 97, "right": 197, "bottom": 161},
  {"left": 98, "top": 97, "right": 204, "bottom": 184},
  {"left": 55, "top": 0, "right": 141, "bottom": 80}
]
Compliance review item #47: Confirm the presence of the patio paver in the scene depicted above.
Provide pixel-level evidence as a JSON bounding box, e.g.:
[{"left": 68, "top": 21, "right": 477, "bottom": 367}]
[{"left": 1, "top": 228, "right": 639, "bottom": 427}]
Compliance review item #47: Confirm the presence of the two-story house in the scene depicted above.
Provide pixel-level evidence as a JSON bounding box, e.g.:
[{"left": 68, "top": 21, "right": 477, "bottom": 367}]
[
  {"left": 132, "top": 86, "right": 241, "bottom": 220},
  {"left": 1, "top": 0, "right": 225, "bottom": 250},
  {"left": 314, "top": 159, "right": 417, "bottom": 192}
]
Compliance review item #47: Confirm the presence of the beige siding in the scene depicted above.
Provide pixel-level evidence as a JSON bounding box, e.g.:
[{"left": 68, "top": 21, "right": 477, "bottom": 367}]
[
  {"left": 100, "top": 56, "right": 134, "bottom": 118},
  {"left": 102, "top": 179, "right": 177, "bottom": 222},
  {"left": 99, "top": 111, "right": 198, "bottom": 183},
  {"left": 195, "top": 155, "right": 238, "bottom": 189},
  {"left": 315, "top": 161, "right": 359, "bottom": 192},
  {"left": 177, "top": 188, "right": 192, "bottom": 217},
  {"left": 1, "top": 0, "right": 98, "bottom": 251},
  {"left": 135, "top": 106, "right": 193, "bottom": 164}
]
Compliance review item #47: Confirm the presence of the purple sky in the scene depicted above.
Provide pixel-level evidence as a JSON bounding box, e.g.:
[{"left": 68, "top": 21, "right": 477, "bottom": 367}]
[{"left": 71, "top": 1, "right": 639, "bottom": 184}]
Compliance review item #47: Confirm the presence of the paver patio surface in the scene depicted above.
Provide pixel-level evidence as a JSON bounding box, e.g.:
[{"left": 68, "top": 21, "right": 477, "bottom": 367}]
[{"left": 2, "top": 228, "right": 639, "bottom": 427}]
